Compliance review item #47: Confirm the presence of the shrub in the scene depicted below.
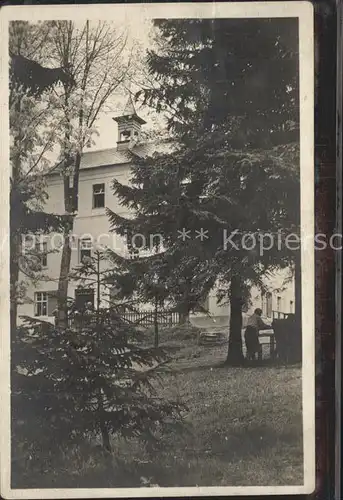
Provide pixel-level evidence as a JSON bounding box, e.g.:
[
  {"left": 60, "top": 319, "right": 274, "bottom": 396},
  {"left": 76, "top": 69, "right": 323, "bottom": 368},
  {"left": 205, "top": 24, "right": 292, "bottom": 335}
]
[{"left": 12, "top": 308, "right": 185, "bottom": 476}]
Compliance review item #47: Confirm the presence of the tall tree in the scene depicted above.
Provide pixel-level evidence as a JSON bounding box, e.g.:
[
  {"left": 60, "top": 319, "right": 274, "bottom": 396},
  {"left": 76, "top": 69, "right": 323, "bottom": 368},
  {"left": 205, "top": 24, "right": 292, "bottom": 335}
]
[
  {"left": 43, "top": 21, "right": 137, "bottom": 327},
  {"left": 109, "top": 18, "right": 300, "bottom": 364},
  {"left": 140, "top": 19, "right": 298, "bottom": 144},
  {"left": 108, "top": 139, "right": 298, "bottom": 363},
  {"left": 9, "top": 21, "right": 69, "bottom": 332}
]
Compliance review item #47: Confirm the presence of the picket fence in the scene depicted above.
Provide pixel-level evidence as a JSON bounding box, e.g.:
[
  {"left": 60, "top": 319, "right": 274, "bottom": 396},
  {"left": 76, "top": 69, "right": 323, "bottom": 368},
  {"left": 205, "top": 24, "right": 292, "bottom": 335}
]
[{"left": 120, "top": 310, "right": 180, "bottom": 327}]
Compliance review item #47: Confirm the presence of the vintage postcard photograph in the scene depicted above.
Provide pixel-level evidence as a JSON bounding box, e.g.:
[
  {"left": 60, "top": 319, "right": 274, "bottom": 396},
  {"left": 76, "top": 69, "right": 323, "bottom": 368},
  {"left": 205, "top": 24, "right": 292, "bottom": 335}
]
[{"left": 0, "top": 2, "right": 315, "bottom": 498}]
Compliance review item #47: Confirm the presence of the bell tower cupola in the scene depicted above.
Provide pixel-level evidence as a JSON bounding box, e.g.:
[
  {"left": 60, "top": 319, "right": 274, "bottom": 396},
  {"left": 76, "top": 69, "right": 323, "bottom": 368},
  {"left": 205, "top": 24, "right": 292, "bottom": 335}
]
[{"left": 113, "top": 95, "right": 146, "bottom": 151}]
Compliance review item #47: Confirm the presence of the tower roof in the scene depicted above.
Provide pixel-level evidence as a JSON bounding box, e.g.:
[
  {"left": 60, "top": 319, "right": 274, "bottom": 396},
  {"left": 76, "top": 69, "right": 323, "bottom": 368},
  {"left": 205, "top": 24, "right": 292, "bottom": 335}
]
[
  {"left": 123, "top": 94, "right": 136, "bottom": 115},
  {"left": 113, "top": 94, "right": 146, "bottom": 125}
]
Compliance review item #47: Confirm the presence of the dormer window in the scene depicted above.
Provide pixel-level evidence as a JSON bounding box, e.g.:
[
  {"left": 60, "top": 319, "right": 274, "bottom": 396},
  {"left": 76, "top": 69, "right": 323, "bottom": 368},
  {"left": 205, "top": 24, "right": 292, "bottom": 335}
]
[{"left": 93, "top": 183, "right": 105, "bottom": 209}]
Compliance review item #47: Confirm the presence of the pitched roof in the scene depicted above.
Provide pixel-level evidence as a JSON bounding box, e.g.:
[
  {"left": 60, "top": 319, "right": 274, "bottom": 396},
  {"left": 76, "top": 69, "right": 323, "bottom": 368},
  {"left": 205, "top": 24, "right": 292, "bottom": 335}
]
[
  {"left": 48, "top": 141, "right": 174, "bottom": 175},
  {"left": 80, "top": 147, "right": 132, "bottom": 169},
  {"left": 79, "top": 143, "right": 159, "bottom": 170}
]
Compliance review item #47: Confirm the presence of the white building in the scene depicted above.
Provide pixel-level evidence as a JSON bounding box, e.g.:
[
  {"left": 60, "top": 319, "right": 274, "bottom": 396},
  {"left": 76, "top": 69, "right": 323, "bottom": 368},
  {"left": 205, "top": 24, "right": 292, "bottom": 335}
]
[{"left": 18, "top": 97, "right": 295, "bottom": 325}]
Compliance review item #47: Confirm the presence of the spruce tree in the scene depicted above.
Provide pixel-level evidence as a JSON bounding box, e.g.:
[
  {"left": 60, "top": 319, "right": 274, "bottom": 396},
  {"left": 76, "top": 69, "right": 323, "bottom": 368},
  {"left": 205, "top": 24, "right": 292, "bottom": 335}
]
[
  {"left": 107, "top": 142, "right": 299, "bottom": 364},
  {"left": 107, "top": 18, "right": 300, "bottom": 365}
]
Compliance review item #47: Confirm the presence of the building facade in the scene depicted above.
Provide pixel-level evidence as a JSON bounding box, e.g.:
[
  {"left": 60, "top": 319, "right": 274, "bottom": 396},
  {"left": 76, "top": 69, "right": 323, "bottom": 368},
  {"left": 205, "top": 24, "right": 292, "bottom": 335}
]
[{"left": 18, "top": 97, "right": 295, "bottom": 325}]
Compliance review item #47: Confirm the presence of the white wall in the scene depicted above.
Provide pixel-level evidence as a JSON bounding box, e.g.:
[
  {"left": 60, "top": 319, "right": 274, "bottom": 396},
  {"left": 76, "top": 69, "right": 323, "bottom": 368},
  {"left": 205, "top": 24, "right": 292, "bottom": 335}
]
[
  {"left": 194, "top": 268, "right": 295, "bottom": 326},
  {"left": 18, "top": 163, "right": 132, "bottom": 320},
  {"left": 248, "top": 268, "right": 295, "bottom": 318},
  {"left": 19, "top": 162, "right": 296, "bottom": 323}
]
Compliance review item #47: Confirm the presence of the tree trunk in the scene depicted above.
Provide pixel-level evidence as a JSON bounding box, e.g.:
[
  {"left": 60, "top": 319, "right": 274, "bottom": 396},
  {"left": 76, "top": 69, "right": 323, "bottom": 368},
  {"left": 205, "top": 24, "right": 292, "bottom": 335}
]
[
  {"left": 179, "top": 279, "right": 191, "bottom": 324},
  {"left": 100, "top": 420, "right": 111, "bottom": 453},
  {"left": 10, "top": 230, "right": 20, "bottom": 337},
  {"left": 96, "top": 251, "right": 101, "bottom": 313},
  {"left": 56, "top": 151, "right": 81, "bottom": 327},
  {"left": 55, "top": 82, "right": 80, "bottom": 328},
  {"left": 98, "top": 390, "right": 111, "bottom": 453},
  {"left": 56, "top": 227, "right": 72, "bottom": 328},
  {"left": 72, "top": 152, "right": 81, "bottom": 212},
  {"left": 154, "top": 296, "right": 159, "bottom": 347},
  {"left": 226, "top": 275, "right": 245, "bottom": 366}
]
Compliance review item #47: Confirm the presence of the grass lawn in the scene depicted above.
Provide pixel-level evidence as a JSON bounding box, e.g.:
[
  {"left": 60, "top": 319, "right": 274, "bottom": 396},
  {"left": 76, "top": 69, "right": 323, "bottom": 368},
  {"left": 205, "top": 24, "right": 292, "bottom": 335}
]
[
  {"left": 12, "top": 327, "right": 303, "bottom": 488},
  {"left": 104, "top": 327, "right": 303, "bottom": 488}
]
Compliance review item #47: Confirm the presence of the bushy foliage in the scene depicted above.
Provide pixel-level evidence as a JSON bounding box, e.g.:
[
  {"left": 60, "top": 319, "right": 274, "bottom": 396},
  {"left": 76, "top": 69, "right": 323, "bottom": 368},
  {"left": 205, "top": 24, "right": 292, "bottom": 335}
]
[
  {"left": 9, "top": 22, "right": 70, "bottom": 331},
  {"left": 140, "top": 18, "right": 299, "bottom": 145},
  {"left": 12, "top": 253, "right": 185, "bottom": 471},
  {"left": 108, "top": 18, "right": 300, "bottom": 363},
  {"left": 12, "top": 309, "right": 184, "bottom": 467}
]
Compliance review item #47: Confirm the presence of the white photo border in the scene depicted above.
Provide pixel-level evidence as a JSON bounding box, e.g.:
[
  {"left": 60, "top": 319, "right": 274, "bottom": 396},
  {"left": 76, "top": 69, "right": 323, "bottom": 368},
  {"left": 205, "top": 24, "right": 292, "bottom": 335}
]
[{"left": 0, "top": 2, "right": 315, "bottom": 498}]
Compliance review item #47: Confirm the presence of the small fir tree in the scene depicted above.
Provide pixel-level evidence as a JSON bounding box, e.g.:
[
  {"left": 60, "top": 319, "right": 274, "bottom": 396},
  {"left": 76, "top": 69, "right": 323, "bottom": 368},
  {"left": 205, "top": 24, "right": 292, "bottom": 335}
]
[{"left": 12, "top": 252, "right": 184, "bottom": 474}]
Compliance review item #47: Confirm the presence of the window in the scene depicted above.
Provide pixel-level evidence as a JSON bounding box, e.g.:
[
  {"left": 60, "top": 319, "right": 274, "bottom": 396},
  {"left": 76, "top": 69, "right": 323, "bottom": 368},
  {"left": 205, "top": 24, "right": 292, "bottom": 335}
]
[
  {"left": 34, "top": 291, "right": 58, "bottom": 317},
  {"left": 75, "top": 288, "right": 94, "bottom": 310},
  {"left": 266, "top": 292, "right": 272, "bottom": 317},
  {"left": 35, "top": 292, "right": 47, "bottom": 316},
  {"left": 290, "top": 300, "right": 294, "bottom": 313},
  {"left": 277, "top": 296, "right": 281, "bottom": 312},
  {"left": 261, "top": 292, "right": 266, "bottom": 316},
  {"left": 127, "top": 238, "right": 140, "bottom": 259},
  {"left": 92, "top": 183, "right": 105, "bottom": 209},
  {"left": 41, "top": 242, "right": 48, "bottom": 267},
  {"left": 23, "top": 234, "right": 35, "bottom": 253},
  {"left": 129, "top": 248, "right": 140, "bottom": 260},
  {"left": 79, "top": 238, "right": 92, "bottom": 263},
  {"left": 36, "top": 241, "right": 48, "bottom": 267}
]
